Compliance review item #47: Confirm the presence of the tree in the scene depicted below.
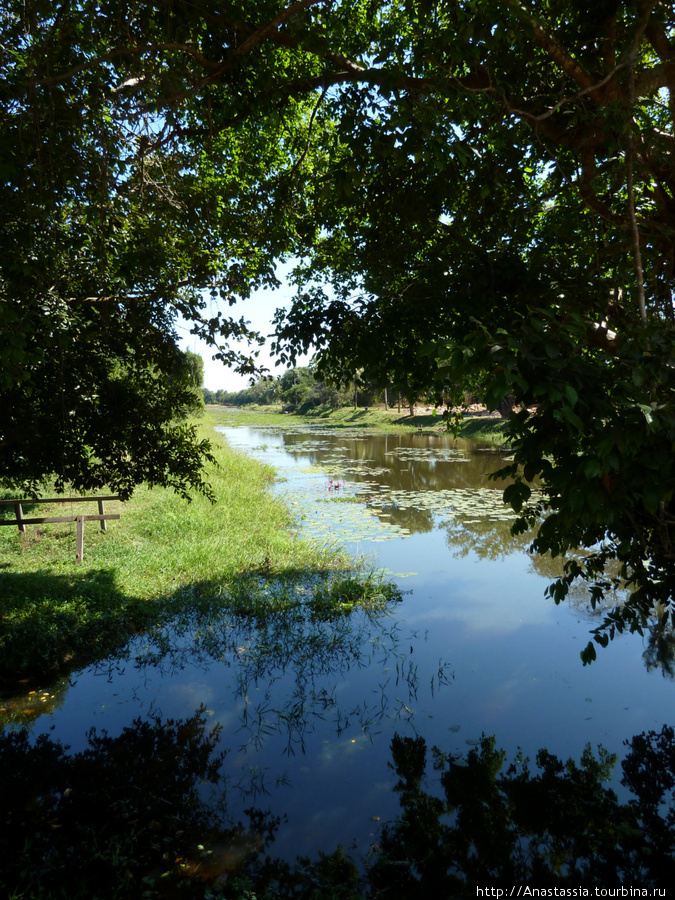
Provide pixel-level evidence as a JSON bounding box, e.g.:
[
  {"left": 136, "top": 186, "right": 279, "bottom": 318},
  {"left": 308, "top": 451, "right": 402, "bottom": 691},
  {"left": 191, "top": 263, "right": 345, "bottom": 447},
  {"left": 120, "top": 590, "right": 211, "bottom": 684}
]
[
  {"left": 367, "top": 727, "right": 675, "bottom": 893},
  {"left": 183, "top": 352, "right": 205, "bottom": 391},
  {"left": 266, "top": 0, "right": 675, "bottom": 648},
  {"left": 0, "top": 0, "right": 320, "bottom": 498},
  {"left": 3, "top": 0, "right": 675, "bottom": 645}
]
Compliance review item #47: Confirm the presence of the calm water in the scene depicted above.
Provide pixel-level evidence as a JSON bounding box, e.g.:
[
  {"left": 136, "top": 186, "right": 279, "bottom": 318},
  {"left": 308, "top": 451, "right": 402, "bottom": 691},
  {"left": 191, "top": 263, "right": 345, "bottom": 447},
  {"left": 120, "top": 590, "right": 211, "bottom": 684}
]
[{"left": 7, "top": 425, "right": 675, "bottom": 862}]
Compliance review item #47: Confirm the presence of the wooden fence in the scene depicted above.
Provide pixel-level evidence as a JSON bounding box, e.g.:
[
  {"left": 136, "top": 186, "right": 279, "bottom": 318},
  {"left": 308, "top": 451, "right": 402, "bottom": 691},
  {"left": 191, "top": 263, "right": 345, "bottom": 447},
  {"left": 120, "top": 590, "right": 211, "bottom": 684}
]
[{"left": 0, "top": 496, "right": 121, "bottom": 563}]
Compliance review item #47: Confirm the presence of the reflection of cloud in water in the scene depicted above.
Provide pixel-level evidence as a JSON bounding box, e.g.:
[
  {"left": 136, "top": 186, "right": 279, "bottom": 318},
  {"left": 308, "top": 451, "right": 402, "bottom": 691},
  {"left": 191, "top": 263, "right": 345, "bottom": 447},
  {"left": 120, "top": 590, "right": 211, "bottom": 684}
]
[
  {"left": 227, "top": 421, "right": 608, "bottom": 640},
  {"left": 164, "top": 681, "right": 217, "bottom": 714},
  {"left": 403, "top": 555, "right": 556, "bottom": 635},
  {"left": 484, "top": 676, "right": 525, "bottom": 713},
  {"left": 316, "top": 732, "right": 373, "bottom": 767}
]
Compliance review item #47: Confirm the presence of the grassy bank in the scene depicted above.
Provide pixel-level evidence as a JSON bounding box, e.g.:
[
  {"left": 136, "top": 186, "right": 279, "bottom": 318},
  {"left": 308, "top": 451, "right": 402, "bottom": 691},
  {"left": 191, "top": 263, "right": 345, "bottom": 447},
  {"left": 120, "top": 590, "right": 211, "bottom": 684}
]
[
  {"left": 0, "top": 417, "right": 396, "bottom": 687},
  {"left": 209, "top": 403, "right": 510, "bottom": 442}
]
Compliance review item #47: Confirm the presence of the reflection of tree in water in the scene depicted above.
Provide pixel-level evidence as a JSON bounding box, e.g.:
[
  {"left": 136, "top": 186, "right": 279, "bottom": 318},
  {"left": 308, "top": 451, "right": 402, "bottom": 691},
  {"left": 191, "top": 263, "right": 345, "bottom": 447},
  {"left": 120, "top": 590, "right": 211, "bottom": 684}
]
[
  {"left": 443, "top": 517, "right": 675, "bottom": 675},
  {"left": 282, "top": 430, "right": 509, "bottom": 496},
  {"left": 102, "top": 574, "right": 451, "bottom": 756},
  {"left": 0, "top": 674, "right": 70, "bottom": 729},
  {"left": 643, "top": 615, "right": 675, "bottom": 678},
  {"left": 444, "top": 515, "right": 529, "bottom": 560},
  {"left": 373, "top": 503, "right": 434, "bottom": 534},
  {"left": 0, "top": 708, "right": 281, "bottom": 899},
  {"left": 5, "top": 712, "right": 674, "bottom": 897},
  {"left": 366, "top": 726, "right": 675, "bottom": 894}
]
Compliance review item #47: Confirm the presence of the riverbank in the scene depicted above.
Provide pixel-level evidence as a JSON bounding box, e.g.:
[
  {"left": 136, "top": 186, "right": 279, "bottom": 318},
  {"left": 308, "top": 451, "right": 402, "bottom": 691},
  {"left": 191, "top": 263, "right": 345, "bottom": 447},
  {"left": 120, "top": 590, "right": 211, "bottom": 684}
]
[
  {"left": 207, "top": 403, "right": 510, "bottom": 443},
  {"left": 0, "top": 417, "right": 394, "bottom": 687}
]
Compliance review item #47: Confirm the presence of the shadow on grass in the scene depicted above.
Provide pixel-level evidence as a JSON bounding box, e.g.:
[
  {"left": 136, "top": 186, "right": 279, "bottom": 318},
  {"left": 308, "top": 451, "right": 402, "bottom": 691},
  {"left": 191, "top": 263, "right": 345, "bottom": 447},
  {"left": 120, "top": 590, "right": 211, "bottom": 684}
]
[
  {"left": 390, "top": 413, "right": 437, "bottom": 428},
  {"left": 391, "top": 412, "right": 509, "bottom": 437},
  {"left": 457, "top": 415, "right": 509, "bottom": 439},
  {"left": 0, "top": 569, "right": 158, "bottom": 689},
  {"left": 0, "top": 566, "right": 402, "bottom": 694}
]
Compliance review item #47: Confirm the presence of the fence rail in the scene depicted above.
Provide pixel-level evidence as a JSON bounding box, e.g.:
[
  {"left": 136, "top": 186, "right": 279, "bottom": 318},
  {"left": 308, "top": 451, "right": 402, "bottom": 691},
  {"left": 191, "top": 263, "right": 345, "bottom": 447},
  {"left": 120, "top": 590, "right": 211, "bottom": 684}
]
[{"left": 0, "top": 496, "right": 121, "bottom": 562}]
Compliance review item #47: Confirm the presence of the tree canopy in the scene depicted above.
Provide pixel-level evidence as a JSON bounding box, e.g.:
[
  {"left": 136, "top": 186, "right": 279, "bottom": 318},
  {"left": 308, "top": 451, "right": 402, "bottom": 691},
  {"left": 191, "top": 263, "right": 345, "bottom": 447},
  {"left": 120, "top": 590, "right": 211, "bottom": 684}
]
[
  {"left": 2, "top": 1, "right": 675, "bottom": 642},
  {"left": 1, "top": 0, "right": 319, "bottom": 497}
]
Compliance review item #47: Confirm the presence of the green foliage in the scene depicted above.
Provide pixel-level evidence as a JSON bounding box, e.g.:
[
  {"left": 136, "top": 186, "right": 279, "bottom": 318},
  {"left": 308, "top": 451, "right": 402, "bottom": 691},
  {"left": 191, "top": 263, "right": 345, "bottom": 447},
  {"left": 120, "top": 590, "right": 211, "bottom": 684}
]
[
  {"left": 0, "top": 709, "right": 279, "bottom": 899},
  {"left": 278, "top": 366, "right": 351, "bottom": 412},
  {"left": 205, "top": 378, "right": 280, "bottom": 408},
  {"left": 0, "top": 417, "right": 358, "bottom": 682},
  {"left": 0, "top": 0, "right": 317, "bottom": 497},
  {"left": 261, "top": 1, "right": 675, "bottom": 637},
  {"left": 206, "top": 368, "right": 359, "bottom": 413},
  {"left": 184, "top": 352, "right": 205, "bottom": 388},
  {"left": 4, "top": 0, "right": 675, "bottom": 630},
  {"left": 368, "top": 727, "right": 675, "bottom": 893},
  {"left": 451, "top": 310, "right": 675, "bottom": 653}
]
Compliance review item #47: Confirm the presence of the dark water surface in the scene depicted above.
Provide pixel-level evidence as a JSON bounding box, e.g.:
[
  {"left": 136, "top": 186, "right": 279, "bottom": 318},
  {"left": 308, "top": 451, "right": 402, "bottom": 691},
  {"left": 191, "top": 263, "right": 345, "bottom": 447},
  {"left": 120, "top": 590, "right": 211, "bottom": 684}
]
[{"left": 7, "top": 425, "right": 675, "bottom": 864}]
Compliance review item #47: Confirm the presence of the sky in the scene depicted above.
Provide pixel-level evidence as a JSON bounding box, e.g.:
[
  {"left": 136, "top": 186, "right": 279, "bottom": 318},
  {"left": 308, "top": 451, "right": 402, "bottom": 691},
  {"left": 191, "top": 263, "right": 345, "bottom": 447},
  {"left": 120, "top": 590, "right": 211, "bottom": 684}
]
[{"left": 177, "top": 265, "right": 311, "bottom": 392}]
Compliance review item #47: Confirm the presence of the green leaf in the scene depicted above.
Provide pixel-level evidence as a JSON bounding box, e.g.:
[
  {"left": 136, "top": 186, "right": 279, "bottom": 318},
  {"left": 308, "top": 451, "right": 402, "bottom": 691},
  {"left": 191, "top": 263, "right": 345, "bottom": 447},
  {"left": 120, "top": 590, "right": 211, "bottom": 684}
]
[
  {"left": 580, "top": 642, "right": 597, "bottom": 665},
  {"left": 582, "top": 458, "right": 602, "bottom": 479},
  {"left": 564, "top": 385, "right": 578, "bottom": 407},
  {"left": 561, "top": 405, "right": 584, "bottom": 432}
]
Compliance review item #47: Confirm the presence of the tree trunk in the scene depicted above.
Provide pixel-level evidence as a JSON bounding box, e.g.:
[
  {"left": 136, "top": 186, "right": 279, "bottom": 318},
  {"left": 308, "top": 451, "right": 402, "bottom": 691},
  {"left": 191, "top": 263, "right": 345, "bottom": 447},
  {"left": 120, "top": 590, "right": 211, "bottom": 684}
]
[{"left": 497, "top": 395, "right": 515, "bottom": 419}]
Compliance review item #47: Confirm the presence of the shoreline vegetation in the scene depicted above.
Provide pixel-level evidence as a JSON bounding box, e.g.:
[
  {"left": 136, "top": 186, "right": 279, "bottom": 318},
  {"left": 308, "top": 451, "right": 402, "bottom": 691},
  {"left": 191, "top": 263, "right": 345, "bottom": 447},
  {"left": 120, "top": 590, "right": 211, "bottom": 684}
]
[
  {"left": 0, "top": 403, "right": 503, "bottom": 690},
  {"left": 0, "top": 413, "right": 404, "bottom": 693},
  {"left": 0, "top": 404, "right": 502, "bottom": 693},
  {"left": 207, "top": 402, "right": 510, "bottom": 443}
]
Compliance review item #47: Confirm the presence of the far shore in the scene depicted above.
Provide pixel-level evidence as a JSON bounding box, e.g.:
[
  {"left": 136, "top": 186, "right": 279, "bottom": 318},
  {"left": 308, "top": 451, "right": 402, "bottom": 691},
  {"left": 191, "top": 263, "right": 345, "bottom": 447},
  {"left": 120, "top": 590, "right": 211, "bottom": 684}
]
[{"left": 205, "top": 403, "right": 509, "bottom": 442}]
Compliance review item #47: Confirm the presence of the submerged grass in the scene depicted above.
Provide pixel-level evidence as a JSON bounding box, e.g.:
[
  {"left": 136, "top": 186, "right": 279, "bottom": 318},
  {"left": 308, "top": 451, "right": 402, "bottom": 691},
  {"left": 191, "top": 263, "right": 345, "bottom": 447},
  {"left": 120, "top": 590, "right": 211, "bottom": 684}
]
[{"left": 0, "top": 417, "right": 397, "bottom": 686}]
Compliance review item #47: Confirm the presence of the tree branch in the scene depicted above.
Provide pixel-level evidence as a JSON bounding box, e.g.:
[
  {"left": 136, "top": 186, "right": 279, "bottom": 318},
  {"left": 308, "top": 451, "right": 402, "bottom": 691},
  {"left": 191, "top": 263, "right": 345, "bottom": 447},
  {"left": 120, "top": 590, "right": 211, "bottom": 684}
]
[
  {"left": 626, "top": 63, "right": 648, "bottom": 323},
  {"left": 645, "top": 20, "right": 675, "bottom": 60},
  {"left": 233, "top": 0, "right": 329, "bottom": 57},
  {"left": 507, "top": 0, "right": 595, "bottom": 90}
]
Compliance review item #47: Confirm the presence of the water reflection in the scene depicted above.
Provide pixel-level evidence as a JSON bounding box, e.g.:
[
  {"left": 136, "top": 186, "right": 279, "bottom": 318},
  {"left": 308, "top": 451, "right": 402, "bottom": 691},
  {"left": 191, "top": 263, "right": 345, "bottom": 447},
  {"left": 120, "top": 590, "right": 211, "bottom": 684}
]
[
  {"left": 367, "top": 725, "right": 675, "bottom": 893},
  {"left": 223, "top": 426, "right": 673, "bottom": 660},
  {"left": 4, "top": 424, "right": 675, "bottom": 886},
  {"left": 0, "top": 708, "right": 279, "bottom": 898},
  {"left": 222, "top": 426, "right": 522, "bottom": 545},
  {"left": 0, "top": 674, "right": 70, "bottom": 726},
  {"left": 119, "top": 574, "right": 447, "bottom": 758},
  {"left": 3, "top": 711, "right": 673, "bottom": 897}
]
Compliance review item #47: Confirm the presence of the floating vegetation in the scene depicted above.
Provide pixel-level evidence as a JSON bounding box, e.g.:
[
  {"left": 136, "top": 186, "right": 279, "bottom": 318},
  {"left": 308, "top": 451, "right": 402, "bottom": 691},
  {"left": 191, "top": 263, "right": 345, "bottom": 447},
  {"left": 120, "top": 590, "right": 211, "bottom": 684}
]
[
  {"left": 285, "top": 441, "right": 333, "bottom": 454},
  {"left": 283, "top": 482, "right": 521, "bottom": 546},
  {"left": 385, "top": 446, "right": 469, "bottom": 462},
  {"left": 370, "top": 487, "right": 520, "bottom": 524},
  {"left": 292, "top": 491, "right": 412, "bottom": 543},
  {"left": 219, "top": 425, "right": 525, "bottom": 546},
  {"left": 324, "top": 463, "right": 391, "bottom": 476}
]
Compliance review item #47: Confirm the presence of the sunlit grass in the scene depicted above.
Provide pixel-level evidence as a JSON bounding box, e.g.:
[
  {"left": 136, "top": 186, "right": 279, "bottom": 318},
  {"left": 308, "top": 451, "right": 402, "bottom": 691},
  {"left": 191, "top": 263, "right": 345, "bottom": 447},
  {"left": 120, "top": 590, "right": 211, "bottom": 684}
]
[
  {"left": 1, "top": 422, "right": 333, "bottom": 592},
  {"left": 0, "top": 418, "right": 383, "bottom": 683}
]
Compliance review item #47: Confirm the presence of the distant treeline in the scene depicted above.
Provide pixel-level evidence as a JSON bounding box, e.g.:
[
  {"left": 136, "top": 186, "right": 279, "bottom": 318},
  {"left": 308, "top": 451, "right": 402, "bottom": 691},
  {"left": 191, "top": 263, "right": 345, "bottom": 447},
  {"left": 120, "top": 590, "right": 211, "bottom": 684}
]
[{"left": 203, "top": 367, "right": 419, "bottom": 413}]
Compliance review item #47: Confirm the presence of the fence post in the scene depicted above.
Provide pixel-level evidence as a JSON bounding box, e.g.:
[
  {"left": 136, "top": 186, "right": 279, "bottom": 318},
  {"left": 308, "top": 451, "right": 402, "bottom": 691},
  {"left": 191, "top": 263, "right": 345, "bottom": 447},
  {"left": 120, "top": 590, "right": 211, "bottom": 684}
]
[
  {"left": 76, "top": 516, "right": 85, "bottom": 563},
  {"left": 14, "top": 502, "right": 26, "bottom": 533},
  {"left": 97, "top": 499, "right": 107, "bottom": 532}
]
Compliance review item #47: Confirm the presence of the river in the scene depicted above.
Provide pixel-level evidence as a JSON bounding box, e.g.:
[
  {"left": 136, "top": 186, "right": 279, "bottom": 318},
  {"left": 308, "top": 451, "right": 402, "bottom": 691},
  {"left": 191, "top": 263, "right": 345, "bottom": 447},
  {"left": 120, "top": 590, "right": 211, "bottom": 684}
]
[{"left": 6, "top": 423, "right": 675, "bottom": 867}]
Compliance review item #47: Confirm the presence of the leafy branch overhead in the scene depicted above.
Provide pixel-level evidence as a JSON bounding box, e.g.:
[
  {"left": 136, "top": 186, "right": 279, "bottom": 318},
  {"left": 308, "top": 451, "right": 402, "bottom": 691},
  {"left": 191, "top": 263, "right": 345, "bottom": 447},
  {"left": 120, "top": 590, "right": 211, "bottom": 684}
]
[{"left": 3, "top": 1, "right": 675, "bottom": 645}]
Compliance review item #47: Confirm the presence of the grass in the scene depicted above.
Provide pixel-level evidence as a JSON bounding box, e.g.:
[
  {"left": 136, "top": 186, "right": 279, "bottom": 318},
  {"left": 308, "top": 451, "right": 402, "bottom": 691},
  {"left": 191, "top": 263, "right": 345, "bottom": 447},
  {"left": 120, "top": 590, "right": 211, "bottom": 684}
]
[
  {"left": 208, "top": 403, "right": 510, "bottom": 442},
  {"left": 0, "top": 416, "right": 397, "bottom": 688}
]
